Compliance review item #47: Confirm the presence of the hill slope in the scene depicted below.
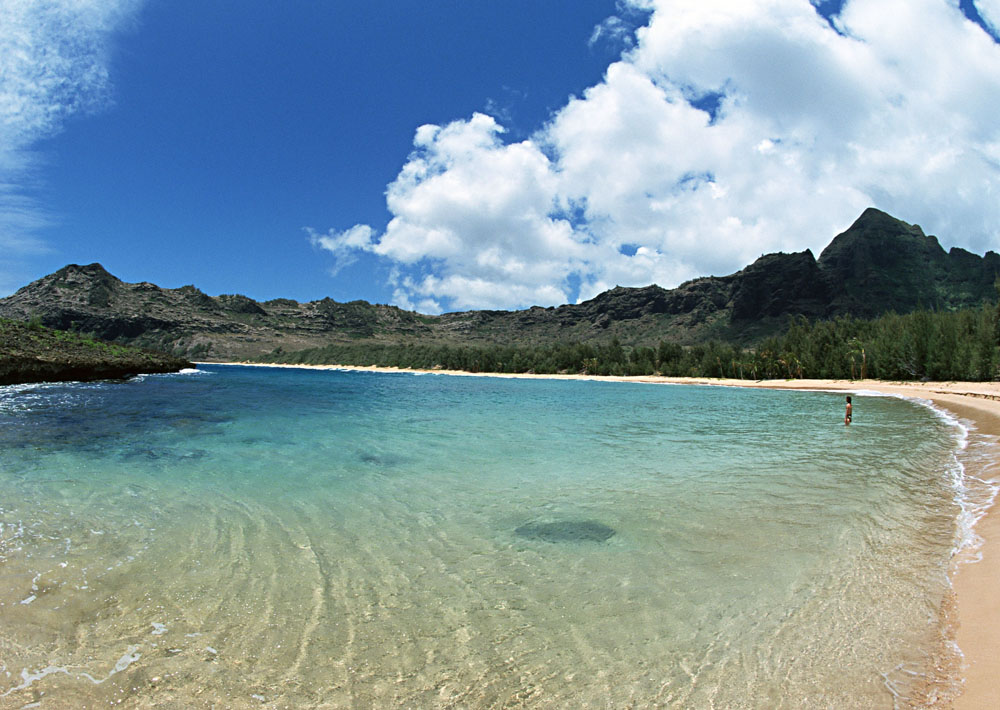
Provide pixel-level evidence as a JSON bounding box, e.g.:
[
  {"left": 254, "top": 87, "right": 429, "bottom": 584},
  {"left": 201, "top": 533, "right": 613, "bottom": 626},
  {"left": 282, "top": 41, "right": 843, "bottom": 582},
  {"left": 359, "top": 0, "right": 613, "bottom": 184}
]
[{"left": 1, "top": 209, "right": 996, "bottom": 360}]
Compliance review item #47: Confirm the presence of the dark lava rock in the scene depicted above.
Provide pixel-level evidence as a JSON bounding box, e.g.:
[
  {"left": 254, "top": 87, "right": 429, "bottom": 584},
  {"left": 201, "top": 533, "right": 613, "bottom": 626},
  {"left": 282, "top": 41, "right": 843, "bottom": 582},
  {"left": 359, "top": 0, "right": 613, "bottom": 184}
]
[
  {"left": 0, "top": 318, "right": 192, "bottom": 386},
  {"left": 514, "top": 520, "right": 616, "bottom": 543}
]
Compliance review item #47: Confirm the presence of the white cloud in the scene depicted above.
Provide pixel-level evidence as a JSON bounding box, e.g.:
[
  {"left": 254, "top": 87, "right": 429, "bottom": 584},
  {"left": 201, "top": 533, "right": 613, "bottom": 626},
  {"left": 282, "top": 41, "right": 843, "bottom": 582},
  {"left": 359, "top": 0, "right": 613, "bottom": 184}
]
[
  {"left": 315, "top": 0, "right": 1000, "bottom": 312},
  {"left": 0, "top": 0, "right": 141, "bottom": 292},
  {"left": 369, "top": 113, "right": 588, "bottom": 310},
  {"left": 975, "top": 0, "right": 1000, "bottom": 37},
  {"left": 589, "top": 16, "right": 635, "bottom": 51},
  {"left": 306, "top": 224, "right": 374, "bottom": 275}
]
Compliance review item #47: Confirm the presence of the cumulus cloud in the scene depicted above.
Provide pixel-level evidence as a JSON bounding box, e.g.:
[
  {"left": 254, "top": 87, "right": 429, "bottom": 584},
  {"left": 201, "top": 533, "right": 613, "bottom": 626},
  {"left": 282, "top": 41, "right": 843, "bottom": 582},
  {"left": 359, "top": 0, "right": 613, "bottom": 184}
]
[
  {"left": 314, "top": 0, "right": 1000, "bottom": 312},
  {"left": 365, "top": 113, "right": 587, "bottom": 311},
  {"left": 0, "top": 0, "right": 141, "bottom": 291}
]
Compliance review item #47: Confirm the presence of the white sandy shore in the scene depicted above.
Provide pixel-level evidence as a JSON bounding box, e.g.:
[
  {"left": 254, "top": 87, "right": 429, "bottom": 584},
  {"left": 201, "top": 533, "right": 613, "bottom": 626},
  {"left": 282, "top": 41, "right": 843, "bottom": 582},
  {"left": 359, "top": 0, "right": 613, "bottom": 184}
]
[{"left": 202, "top": 362, "right": 1000, "bottom": 708}]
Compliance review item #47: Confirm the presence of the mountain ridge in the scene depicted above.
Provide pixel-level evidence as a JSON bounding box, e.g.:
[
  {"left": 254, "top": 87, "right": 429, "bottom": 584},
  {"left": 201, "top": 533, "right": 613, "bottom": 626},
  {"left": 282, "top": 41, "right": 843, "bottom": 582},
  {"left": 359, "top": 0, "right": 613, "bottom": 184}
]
[{"left": 1, "top": 209, "right": 997, "bottom": 361}]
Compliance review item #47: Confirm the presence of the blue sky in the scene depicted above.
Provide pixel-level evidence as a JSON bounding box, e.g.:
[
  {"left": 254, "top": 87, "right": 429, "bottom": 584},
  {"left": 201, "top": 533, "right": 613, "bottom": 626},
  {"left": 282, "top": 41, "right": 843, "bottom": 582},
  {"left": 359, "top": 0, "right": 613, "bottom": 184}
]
[
  {"left": 2, "top": 0, "right": 623, "bottom": 302},
  {"left": 3, "top": 1, "right": 1000, "bottom": 312}
]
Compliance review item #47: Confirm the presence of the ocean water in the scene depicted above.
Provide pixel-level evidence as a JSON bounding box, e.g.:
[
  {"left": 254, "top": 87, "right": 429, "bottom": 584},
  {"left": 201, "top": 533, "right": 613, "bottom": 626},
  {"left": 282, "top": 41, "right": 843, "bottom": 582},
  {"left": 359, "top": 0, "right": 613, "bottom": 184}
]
[{"left": 0, "top": 365, "right": 990, "bottom": 708}]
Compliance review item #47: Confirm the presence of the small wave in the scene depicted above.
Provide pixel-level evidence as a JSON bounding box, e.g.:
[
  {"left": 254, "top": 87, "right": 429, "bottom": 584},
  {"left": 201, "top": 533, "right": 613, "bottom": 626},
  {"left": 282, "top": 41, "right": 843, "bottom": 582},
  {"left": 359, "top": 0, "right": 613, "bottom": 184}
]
[
  {"left": 950, "top": 435, "right": 1000, "bottom": 564},
  {"left": 0, "top": 382, "right": 46, "bottom": 396},
  {"left": 140, "top": 367, "right": 210, "bottom": 380},
  {"left": 898, "top": 396, "right": 998, "bottom": 564}
]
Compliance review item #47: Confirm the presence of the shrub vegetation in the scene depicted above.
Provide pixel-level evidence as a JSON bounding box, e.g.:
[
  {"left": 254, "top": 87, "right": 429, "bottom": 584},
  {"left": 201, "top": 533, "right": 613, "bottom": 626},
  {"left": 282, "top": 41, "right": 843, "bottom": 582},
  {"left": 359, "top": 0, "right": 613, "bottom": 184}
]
[{"left": 267, "top": 302, "right": 999, "bottom": 382}]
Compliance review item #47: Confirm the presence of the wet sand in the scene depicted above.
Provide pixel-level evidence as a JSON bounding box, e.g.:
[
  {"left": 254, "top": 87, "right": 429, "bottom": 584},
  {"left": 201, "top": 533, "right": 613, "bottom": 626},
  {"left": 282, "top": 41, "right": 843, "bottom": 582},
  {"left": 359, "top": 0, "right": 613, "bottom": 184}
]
[{"left": 207, "top": 363, "right": 1000, "bottom": 708}]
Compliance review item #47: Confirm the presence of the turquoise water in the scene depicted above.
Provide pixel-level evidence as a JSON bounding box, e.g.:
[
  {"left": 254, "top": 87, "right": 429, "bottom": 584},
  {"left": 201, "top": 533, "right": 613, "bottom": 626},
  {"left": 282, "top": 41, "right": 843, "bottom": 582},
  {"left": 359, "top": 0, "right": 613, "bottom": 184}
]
[{"left": 0, "top": 365, "right": 976, "bottom": 708}]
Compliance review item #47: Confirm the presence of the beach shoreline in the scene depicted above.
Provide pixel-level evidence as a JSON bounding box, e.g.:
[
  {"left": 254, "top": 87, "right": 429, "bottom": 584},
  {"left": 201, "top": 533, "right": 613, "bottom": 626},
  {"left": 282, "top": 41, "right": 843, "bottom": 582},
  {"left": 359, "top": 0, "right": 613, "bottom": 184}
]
[{"left": 201, "top": 362, "right": 1000, "bottom": 708}]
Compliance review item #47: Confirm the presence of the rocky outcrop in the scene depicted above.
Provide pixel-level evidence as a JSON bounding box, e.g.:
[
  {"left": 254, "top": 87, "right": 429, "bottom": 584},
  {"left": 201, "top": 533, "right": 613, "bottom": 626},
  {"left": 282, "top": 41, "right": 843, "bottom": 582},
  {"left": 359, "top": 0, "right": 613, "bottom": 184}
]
[{"left": 0, "top": 318, "right": 192, "bottom": 386}]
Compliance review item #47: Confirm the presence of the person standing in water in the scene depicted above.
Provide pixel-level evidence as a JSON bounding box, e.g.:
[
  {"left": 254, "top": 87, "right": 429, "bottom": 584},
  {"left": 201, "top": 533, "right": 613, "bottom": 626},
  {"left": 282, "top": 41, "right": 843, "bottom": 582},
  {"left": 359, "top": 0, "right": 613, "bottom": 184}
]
[{"left": 844, "top": 396, "right": 852, "bottom": 425}]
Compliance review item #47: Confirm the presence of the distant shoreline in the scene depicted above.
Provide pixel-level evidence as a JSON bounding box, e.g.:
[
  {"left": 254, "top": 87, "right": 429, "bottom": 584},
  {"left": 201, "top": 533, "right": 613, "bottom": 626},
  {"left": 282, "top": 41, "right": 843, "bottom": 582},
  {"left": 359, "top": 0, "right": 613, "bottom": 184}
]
[{"left": 202, "top": 360, "right": 1000, "bottom": 708}]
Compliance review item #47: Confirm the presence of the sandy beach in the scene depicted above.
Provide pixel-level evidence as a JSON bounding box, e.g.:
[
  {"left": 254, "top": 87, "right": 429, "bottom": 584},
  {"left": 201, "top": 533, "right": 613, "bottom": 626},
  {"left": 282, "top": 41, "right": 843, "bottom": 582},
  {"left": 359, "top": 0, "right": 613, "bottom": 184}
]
[{"left": 206, "top": 363, "right": 1000, "bottom": 708}]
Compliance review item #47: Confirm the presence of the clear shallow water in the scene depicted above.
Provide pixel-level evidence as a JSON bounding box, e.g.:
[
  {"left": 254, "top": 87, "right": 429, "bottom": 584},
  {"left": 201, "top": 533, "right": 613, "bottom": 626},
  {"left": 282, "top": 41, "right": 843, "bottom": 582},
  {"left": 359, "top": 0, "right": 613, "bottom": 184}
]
[{"left": 0, "top": 365, "right": 979, "bottom": 708}]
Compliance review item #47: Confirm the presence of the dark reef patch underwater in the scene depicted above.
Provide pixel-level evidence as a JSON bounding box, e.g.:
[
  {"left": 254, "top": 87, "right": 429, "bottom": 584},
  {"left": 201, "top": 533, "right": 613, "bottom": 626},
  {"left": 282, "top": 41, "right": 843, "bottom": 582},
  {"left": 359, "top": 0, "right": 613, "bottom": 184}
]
[{"left": 514, "top": 519, "right": 617, "bottom": 543}]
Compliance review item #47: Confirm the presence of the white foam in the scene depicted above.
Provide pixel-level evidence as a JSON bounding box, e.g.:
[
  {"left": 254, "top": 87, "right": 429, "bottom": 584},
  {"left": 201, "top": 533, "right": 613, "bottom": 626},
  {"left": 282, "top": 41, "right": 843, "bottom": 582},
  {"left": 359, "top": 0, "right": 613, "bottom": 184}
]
[
  {"left": 151, "top": 622, "right": 167, "bottom": 636},
  {"left": 1, "top": 644, "right": 144, "bottom": 697},
  {"left": 1, "top": 666, "right": 69, "bottom": 697},
  {"left": 0, "top": 383, "right": 55, "bottom": 397},
  {"left": 111, "top": 646, "right": 141, "bottom": 675},
  {"left": 891, "top": 394, "right": 1000, "bottom": 565}
]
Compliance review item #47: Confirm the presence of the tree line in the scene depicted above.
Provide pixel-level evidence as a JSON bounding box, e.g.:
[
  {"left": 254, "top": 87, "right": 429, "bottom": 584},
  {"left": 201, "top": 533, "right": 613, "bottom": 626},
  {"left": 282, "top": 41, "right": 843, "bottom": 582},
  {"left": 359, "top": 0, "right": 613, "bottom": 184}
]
[{"left": 267, "top": 302, "right": 1000, "bottom": 381}]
